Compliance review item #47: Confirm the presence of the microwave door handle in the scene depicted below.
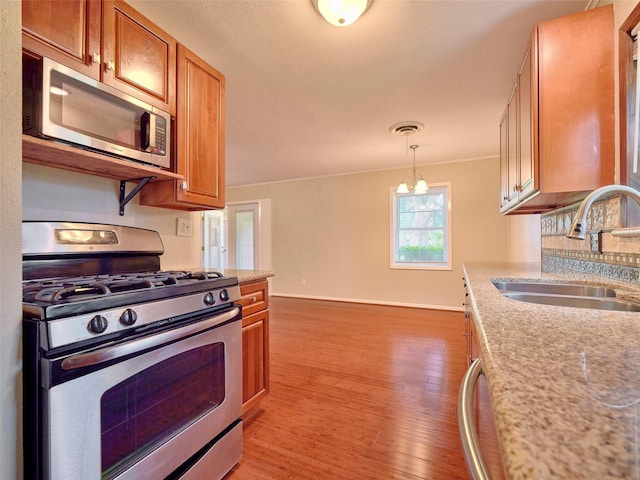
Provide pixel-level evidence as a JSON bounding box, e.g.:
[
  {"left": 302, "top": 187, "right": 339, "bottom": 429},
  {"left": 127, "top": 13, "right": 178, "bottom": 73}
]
[
  {"left": 140, "top": 112, "right": 151, "bottom": 151},
  {"left": 60, "top": 306, "right": 240, "bottom": 371},
  {"left": 149, "top": 113, "right": 157, "bottom": 151}
]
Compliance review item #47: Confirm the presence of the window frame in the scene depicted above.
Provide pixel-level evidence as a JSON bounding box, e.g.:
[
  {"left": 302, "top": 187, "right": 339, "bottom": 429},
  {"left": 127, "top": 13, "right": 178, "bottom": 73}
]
[{"left": 389, "top": 181, "right": 452, "bottom": 271}]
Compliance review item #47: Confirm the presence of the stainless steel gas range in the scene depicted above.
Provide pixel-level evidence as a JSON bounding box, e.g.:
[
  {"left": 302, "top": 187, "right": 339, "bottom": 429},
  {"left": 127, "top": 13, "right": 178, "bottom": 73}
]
[{"left": 22, "top": 221, "right": 243, "bottom": 480}]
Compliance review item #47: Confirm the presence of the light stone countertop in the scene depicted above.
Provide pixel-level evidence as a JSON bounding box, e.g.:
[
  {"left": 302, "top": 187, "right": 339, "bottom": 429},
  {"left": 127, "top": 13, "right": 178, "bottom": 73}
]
[
  {"left": 463, "top": 261, "right": 640, "bottom": 480},
  {"left": 182, "top": 267, "right": 274, "bottom": 285},
  {"left": 219, "top": 269, "right": 274, "bottom": 284}
]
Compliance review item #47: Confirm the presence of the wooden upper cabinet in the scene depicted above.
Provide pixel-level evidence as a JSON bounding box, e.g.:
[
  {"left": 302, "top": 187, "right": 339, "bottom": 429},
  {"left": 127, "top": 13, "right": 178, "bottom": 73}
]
[
  {"left": 538, "top": 5, "right": 614, "bottom": 193},
  {"left": 22, "top": 0, "right": 176, "bottom": 115},
  {"left": 21, "top": 0, "right": 226, "bottom": 209},
  {"left": 500, "top": 4, "right": 615, "bottom": 214},
  {"left": 22, "top": 0, "right": 101, "bottom": 78},
  {"left": 499, "top": 44, "right": 537, "bottom": 214},
  {"left": 101, "top": 0, "right": 176, "bottom": 114},
  {"left": 140, "top": 44, "right": 226, "bottom": 210}
]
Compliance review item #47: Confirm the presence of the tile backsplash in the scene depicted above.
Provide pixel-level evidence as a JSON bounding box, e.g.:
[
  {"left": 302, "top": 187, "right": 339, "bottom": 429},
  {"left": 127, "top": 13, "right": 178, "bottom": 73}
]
[{"left": 541, "top": 195, "right": 640, "bottom": 289}]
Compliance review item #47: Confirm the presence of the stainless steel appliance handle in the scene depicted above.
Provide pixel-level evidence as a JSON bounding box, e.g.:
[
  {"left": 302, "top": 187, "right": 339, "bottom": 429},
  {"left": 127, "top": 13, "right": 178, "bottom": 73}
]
[
  {"left": 458, "top": 357, "right": 492, "bottom": 480},
  {"left": 61, "top": 307, "right": 240, "bottom": 371},
  {"left": 140, "top": 111, "right": 151, "bottom": 150}
]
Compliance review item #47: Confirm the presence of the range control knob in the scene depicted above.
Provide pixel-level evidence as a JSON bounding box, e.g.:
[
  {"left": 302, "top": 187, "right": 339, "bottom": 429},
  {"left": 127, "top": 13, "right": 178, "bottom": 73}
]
[
  {"left": 204, "top": 292, "right": 216, "bottom": 306},
  {"left": 88, "top": 315, "right": 108, "bottom": 334},
  {"left": 120, "top": 308, "right": 138, "bottom": 326},
  {"left": 219, "top": 289, "right": 229, "bottom": 302}
]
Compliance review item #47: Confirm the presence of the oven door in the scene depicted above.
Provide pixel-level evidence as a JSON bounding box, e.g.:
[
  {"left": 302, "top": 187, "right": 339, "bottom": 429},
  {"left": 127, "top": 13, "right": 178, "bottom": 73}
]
[{"left": 42, "top": 306, "right": 242, "bottom": 480}]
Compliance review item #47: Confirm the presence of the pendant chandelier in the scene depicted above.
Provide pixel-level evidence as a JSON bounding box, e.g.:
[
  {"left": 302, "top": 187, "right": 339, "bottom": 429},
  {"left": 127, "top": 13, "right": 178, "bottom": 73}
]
[{"left": 390, "top": 121, "right": 428, "bottom": 194}]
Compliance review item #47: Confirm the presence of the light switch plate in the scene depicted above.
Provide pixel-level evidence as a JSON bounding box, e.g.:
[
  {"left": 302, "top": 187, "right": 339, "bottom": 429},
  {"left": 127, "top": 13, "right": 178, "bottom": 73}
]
[{"left": 177, "top": 218, "right": 192, "bottom": 237}]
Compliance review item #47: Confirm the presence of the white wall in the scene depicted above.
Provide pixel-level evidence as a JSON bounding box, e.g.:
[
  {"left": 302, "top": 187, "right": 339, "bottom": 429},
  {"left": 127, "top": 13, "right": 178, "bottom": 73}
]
[
  {"left": 228, "top": 157, "right": 512, "bottom": 310},
  {"left": 1, "top": 1, "right": 24, "bottom": 478},
  {"left": 508, "top": 215, "right": 542, "bottom": 262},
  {"left": 22, "top": 163, "right": 201, "bottom": 270}
]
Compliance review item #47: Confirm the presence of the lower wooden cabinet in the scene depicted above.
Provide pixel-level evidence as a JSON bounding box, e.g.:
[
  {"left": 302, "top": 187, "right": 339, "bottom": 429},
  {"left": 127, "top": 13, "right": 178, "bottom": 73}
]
[{"left": 238, "top": 280, "right": 270, "bottom": 417}]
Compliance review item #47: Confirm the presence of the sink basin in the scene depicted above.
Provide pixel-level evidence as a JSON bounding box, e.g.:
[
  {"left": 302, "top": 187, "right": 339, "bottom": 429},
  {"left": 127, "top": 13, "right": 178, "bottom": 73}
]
[
  {"left": 492, "top": 281, "right": 616, "bottom": 298},
  {"left": 502, "top": 292, "right": 640, "bottom": 312}
]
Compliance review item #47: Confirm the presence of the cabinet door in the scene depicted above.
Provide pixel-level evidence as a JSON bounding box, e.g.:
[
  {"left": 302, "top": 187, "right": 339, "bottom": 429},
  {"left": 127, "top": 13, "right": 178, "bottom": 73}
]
[
  {"left": 175, "top": 44, "right": 226, "bottom": 208},
  {"left": 537, "top": 5, "right": 614, "bottom": 193},
  {"left": 499, "top": 85, "right": 518, "bottom": 212},
  {"left": 517, "top": 43, "right": 537, "bottom": 201},
  {"left": 499, "top": 107, "right": 510, "bottom": 210},
  {"left": 242, "top": 309, "right": 269, "bottom": 415},
  {"left": 507, "top": 85, "right": 518, "bottom": 203},
  {"left": 22, "top": 0, "right": 101, "bottom": 78},
  {"left": 469, "top": 313, "right": 481, "bottom": 362},
  {"left": 101, "top": 0, "right": 176, "bottom": 114},
  {"left": 139, "top": 44, "right": 226, "bottom": 210}
]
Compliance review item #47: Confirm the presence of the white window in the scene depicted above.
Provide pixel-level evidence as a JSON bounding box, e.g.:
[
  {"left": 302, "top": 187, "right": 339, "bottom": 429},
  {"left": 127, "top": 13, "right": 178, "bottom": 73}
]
[{"left": 390, "top": 182, "right": 452, "bottom": 270}]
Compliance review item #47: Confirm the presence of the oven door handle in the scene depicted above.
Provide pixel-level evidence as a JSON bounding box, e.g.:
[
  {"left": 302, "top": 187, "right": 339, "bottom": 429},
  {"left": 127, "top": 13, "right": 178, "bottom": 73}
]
[{"left": 60, "top": 307, "right": 240, "bottom": 371}]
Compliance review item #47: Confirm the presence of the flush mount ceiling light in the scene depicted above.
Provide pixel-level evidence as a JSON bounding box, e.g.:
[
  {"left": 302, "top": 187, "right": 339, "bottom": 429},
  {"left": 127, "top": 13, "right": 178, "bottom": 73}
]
[
  {"left": 311, "top": 0, "right": 372, "bottom": 27},
  {"left": 390, "top": 121, "right": 428, "bottom": 194}
]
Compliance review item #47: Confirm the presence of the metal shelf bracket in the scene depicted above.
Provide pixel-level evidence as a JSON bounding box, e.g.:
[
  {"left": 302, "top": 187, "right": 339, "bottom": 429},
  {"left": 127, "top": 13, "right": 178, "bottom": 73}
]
[{"left": 119, "top": 177, "right": 155, "bottom": 215}]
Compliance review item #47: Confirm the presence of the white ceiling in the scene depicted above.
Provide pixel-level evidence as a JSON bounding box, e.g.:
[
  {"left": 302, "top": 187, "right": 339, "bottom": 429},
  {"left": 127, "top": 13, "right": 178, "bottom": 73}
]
[{"left": 130, "top": 0, "right": 592, "bottom": 186}]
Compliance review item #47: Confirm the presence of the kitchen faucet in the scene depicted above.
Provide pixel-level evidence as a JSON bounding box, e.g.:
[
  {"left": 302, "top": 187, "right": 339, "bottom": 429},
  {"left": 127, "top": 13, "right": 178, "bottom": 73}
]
[{"left": 567, "top": 184, "right": 640, "bottom": 240}]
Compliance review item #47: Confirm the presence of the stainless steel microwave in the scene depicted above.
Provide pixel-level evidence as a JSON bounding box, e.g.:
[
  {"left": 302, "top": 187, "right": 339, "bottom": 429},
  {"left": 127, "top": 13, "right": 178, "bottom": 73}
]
[{"left": 22, "top": 56, "right": 171, "bottom": 169}]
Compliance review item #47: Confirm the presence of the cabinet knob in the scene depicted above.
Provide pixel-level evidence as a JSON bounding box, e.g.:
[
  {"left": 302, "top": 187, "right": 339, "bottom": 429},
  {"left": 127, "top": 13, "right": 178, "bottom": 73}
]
[
  {"left": 106, "top": 60, "right": 115, "bottom": 71},
  {"left": 180, "top": 181, "right": 188, "bottom": 190},
  {"left": 91, "top": 52, "right": 101, "bottom": 64},
  {"left": 250, "top": 296, "right": 257, "bottom": 303}
]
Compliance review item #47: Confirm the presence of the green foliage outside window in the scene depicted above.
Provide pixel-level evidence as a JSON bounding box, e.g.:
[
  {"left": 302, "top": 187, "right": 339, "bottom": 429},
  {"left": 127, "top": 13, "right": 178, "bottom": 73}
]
[{"left": 394, "top": 191, "right": 447, "bottom": 264}]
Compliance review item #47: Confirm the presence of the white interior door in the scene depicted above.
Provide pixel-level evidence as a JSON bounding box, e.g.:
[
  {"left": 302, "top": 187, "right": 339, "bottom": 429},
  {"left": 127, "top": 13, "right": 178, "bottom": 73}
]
[
  {"left": 227, "top": 203, "right": 259, "bottom": 270},
  {"left": 201, "top": 211, "right": 226, "bottom": 270}
]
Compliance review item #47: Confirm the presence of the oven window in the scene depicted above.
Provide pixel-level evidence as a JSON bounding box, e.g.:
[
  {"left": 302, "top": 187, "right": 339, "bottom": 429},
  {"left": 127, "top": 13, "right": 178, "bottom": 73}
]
[{"left": 100, "top": 343, "right": 225, "bottom": 478}]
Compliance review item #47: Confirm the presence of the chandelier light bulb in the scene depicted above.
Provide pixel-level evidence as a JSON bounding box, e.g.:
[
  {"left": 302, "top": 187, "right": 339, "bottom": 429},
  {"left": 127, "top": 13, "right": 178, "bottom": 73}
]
[
  {"left": 396, "top": 181, "right": 410, "bottom": 194},
  {"left": 414, "top": 178, "right": 428, "bottom": 194}
]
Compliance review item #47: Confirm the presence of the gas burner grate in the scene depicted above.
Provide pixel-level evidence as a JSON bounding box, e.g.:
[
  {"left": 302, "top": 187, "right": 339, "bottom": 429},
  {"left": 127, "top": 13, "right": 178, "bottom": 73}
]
[{"left": 22, "top": 270, "right": 226, "bottom": 305}]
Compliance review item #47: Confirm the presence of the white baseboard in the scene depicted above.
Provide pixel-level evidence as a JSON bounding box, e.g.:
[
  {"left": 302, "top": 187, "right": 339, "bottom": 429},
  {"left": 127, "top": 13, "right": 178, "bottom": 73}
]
[{"left": 269, "top": 292, "right": 464, "bottom": 312}]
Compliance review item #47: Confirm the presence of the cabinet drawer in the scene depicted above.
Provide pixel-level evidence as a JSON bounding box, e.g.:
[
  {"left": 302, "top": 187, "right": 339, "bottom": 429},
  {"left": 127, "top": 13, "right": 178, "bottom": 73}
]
[{"left": 238, "top": 280, "right": 269, "bottom": 317}]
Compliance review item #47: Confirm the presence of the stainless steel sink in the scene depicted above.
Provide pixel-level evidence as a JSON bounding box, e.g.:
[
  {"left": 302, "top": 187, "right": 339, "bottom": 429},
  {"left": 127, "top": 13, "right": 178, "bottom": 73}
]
[
  {"left": 501, "top": 292, "right": 640, "bottom": 312},
  {"left": 492, "top": 281, "right": 616, "bottom": 298}
]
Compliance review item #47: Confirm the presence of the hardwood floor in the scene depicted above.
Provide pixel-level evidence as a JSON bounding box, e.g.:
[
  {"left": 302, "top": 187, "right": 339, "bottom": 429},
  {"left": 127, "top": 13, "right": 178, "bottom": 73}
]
[{"left": 226, "top": 297, "right": 471, "bottom": 480}]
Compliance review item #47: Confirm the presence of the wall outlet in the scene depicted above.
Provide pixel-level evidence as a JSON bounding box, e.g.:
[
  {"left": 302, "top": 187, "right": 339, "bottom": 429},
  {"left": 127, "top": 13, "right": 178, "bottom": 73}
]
[{"left": 177, "top": 218, "right": 192, "bottom": 237}]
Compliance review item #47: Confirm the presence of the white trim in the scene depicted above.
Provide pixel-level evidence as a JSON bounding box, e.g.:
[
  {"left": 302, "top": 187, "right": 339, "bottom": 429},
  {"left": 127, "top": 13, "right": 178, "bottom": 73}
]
[{"left": 270, "top": 292, "right": 464, "bottom": 312}]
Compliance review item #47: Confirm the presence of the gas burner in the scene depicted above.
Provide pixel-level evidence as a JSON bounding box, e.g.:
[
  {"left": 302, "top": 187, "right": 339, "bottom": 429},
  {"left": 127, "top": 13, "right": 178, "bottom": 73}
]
[{"left": 22, "top": 270, "right": 227, "bottom": 306}]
